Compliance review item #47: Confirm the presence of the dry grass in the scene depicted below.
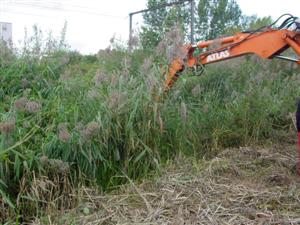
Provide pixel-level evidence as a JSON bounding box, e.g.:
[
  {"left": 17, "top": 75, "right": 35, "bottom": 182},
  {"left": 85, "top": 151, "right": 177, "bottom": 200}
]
[{"left": 35, "top": 141, "right": 300, "bottom": 225}]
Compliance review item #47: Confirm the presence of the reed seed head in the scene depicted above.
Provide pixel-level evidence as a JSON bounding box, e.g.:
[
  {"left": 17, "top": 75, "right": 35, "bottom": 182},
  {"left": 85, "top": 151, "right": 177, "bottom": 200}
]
[
  {"left": 21, "top": 78, "right": 30, "bottom": 88},
  {"left": 128, "top": 35, "right": 139, "bottom": 48},
  {"left": 0, "top": 119, "right": 15, "bottom": 135},
  {"left": 192, "top": 85, "right": 201, "bottom": 97},
  {"left": 58, "top": 129, "right": 71, "bottom": 143},
  {"left": 80, "top": 121, "right": 100, "bottom": 141},
  {"left": 25, "top": 101, "right": 42, "bottom": 113},
  {"left": 94, "top": 70, "right": 107, "bottom": 87},
  {"left": 180, "top": 102, "right": 187, "bottom": 122},
  {"left": 57, "top": 123, "right": 71, "bottom": 143},
  {"left": 108, "top": 91, "right": 126, "bottom": 111},
  {"left": 14, "top": 97, "right": 28, "bottom": 111},
  {"left": 141, "top": 58, "right": 152, "bottom": 73}
]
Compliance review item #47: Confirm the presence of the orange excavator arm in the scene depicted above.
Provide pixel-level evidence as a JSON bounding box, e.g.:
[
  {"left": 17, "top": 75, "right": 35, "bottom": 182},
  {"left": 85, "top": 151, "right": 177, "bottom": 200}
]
[
  {"left": 164, "top": 14, "right": 300, "bottom": 175},
  {"left": 165, "top": 14, "right": 300, "bottom": 90}
]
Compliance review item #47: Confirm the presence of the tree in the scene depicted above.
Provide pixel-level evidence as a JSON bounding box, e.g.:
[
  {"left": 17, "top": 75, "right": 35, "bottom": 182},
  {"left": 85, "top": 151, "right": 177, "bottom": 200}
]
[
  {"left": 140, "top": 0, "right": 189, "bottom": 50},
  {"left": 224, "top": 15, "right": 273, "bottom": 36},
  {"left": 243, "top": 16, "right": 273, "bottom": 30},
  {"left": 140, "top": 0, "right": 272, "bottom": 50},
  {"left": 196, "top": 0, "right": 242, "bottom": 40}
]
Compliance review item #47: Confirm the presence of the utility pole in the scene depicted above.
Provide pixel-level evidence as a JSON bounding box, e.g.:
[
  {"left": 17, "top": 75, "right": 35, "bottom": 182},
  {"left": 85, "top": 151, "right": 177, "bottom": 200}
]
[
  {"left": 129, "top": 13, "right": 133, "bottom": 51},
  {"left": 190, "top": 0, "right": 195, "bottom": 44},
  {"left": 128, "top": 0, "right": 195, "bottom": 50}
]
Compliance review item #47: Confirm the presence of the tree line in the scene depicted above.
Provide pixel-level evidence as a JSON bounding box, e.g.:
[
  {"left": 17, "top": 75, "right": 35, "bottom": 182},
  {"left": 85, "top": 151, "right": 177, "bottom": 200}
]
[{"left": 139, "top": 0, "right": 272, "bottom": 49}]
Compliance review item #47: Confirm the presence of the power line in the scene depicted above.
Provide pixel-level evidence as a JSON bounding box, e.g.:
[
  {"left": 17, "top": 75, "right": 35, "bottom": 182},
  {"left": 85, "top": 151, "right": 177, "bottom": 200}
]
[
  {"left": 3, "top": 1, "right": 126, "bottom": 19},
  {"left": 1, "top": 0, "right": 115, "bottom": 14},
  {"left": 8, "top": 2, "right": 124, "bottom": 18},
  {"left": 129, "top": 0, "right": 191, "bottom": 16},
  {"left": 47, "top": 1, "right": 116, "bottom": 14},
  {"left": 0, "top": 8, "right": 55, "bottom": 18}
]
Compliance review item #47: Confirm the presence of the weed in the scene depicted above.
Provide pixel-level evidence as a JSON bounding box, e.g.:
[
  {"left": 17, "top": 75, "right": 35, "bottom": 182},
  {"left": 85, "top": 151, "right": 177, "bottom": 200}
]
[{"left": 1, "top": 26, "right": 300, "bottom": 223}]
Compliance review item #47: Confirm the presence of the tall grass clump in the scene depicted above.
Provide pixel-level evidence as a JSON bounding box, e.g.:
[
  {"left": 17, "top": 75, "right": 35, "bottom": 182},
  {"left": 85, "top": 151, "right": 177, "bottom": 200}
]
[{"left": 1, "top": 26, "right": 300, "bottom": 222}]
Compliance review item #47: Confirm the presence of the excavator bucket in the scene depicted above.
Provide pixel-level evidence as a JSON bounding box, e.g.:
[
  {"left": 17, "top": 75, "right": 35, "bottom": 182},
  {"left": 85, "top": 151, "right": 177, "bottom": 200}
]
[
  {"left": 164, "top": 58, "right": 184, "bottom": 91},
  {"left": 164, "top": 45, "right": 197, "bottom": 91}
]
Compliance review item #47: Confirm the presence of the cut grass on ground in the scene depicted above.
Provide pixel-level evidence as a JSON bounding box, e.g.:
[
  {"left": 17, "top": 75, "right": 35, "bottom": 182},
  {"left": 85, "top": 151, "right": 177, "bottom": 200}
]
[{"left": 35, "top": 140, "right": 300, "bottom": 225}]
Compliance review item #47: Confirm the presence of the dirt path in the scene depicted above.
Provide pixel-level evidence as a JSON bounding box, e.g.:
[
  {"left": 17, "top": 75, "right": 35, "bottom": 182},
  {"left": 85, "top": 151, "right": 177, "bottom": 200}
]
[{"left": 36, "top": 143, "right": 300, "bottom": 225}]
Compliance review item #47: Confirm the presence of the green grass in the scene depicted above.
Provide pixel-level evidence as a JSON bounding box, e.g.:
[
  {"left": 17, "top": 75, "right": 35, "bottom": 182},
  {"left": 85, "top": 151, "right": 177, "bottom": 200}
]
[{"left": 1, "top": 36, "right": 300, "bottom": 222}]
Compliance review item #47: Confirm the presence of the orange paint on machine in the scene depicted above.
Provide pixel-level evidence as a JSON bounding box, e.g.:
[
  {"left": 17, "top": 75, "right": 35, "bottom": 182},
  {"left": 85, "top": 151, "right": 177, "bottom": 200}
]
[{"left": 165, "top": 14, "right": 300, "bottom": 175}]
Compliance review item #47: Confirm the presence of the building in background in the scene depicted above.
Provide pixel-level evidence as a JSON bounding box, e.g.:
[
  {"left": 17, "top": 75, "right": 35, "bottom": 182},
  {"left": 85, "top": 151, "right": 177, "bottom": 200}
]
[{"left": 0, "top": 22, "right": 12, "bottom": 43}]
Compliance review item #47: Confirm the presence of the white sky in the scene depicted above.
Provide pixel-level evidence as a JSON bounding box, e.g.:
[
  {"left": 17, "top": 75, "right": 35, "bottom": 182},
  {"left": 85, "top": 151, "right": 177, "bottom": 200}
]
[{"left": 0, "top": 0, "right": 299, "bottom": 54}]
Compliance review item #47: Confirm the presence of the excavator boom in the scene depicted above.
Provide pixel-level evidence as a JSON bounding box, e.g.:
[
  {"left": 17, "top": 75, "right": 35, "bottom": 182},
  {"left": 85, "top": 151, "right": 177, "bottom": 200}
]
[
  {"left": 165, "top": 15, "right": 300, "bottom": 90},
  {"left": 164, "top": 14, "right": 300, "bottom": 175}
]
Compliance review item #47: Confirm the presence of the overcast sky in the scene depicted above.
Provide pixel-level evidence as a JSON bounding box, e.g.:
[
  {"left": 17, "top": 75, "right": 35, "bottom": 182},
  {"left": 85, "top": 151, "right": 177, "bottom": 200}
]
[{"left": 0, "top": 0, "right": 299, "bottom": 54}]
